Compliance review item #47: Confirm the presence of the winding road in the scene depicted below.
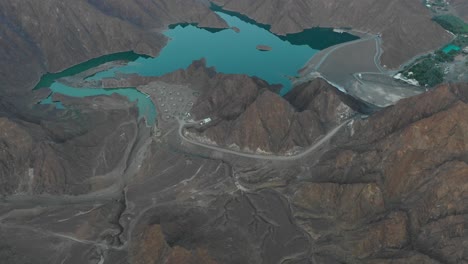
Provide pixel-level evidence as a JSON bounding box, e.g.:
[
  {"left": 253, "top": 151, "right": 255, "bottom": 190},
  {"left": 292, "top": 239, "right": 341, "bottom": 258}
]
[{"left": 177, "top": 119, "right": 351, "bottom": 161}]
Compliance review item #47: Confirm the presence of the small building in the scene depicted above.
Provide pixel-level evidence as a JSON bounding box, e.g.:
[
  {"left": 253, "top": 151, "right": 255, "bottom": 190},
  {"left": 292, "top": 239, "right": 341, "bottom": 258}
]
[
  {"left": 199, "top": 117, "right": 212, "bottom": 126},
  {"left": 463, "top": 46, "right": 468, "bottom": 54}
]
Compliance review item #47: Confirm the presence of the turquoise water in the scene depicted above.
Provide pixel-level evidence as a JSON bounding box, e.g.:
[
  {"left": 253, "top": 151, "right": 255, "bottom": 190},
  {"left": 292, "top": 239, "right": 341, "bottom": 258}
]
[
  {"left": 38, "top": 9, "right": 359, "bottom": 125},
  {"left": 442, "top": 44, "right": 461, "bottom": 53},
  {"left": 41, "top": 83, "right": 157, "bottom": 125},
  {"left": 35, "top": 51, "right": 142, "bottom": 90},
  {"left": 89, "top": 11, "right": 357, "bottom": 94}
]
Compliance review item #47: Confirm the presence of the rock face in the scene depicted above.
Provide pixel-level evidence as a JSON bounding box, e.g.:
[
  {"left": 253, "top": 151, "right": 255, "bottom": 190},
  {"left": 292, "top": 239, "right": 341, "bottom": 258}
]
[
  {"left": 0, "top": 118, "right": 33, "bottom": 195},
  {"left": 171, "top": 62, "right": 356, "bottom": 154},
  {"left": 212, "top": 0, "right": 451, "bottom": 68},
  {"left": 300, "top": 83, "right": 468, "bottom": 263},
  {"left": 204, "top": 90, "right": 312, "bottom": 154}
]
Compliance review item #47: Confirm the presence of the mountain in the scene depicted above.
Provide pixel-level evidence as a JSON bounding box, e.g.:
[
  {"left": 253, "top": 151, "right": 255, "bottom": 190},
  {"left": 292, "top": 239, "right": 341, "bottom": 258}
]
[
  {"left": 212, "top": 0, "right": 452, "bottom": 68},
  {"left": 302, "top": 83, "right": 468, "bottom": 263},
  {"left": 0, "top": 0, "right": 225, "bottom": 94},
  {"left": 0, "top": 1, "right": 466, "bottom": 263},
  {"left": 155, "top": 61, "right": 356, "bottom": 154},
  {"left": 0, "top": 93, "right": 143, "bottom": 196},
  {"left": 120, "top": 81, "right": 467, "bottom": 264},
  {"left": 0, "top": 64, "right": 466, "bottom": 264},
  {"left": 0, "top": 0, "right": 453, "bottom": 95}
]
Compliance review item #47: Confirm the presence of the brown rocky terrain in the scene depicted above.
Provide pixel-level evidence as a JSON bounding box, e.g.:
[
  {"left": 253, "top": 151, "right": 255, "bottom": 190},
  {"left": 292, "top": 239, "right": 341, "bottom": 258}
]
[
  {"left": 120, "top": 82, "right": 466, "bottom": 264},
  {"left": 130, "top": 224, "right": 218, "bottom": 264},
  {"left": 0, "top": 1, "right": 466, "bottom": 263},
  {"left": 0, "top": 71, "right": 466, "bottom": 264},
  {"left": 0, "top": 118, "right": 33, "bottom": 195},
  {"left": 0, "top": 0, "right": 226, "bottom": 95},
  {"left": 212, "top": 0, "right": 452, "bottom": 68},
  {"left": 451, "top": 0, "right": 468, "bottom": 21},
  {"left": 87, "top": 0, "right": 226, "bottom": 30},
  {"left": 166, "top": 62, "right": 358, "bottom": 154},
  {"left": 0, "top": 0, "right": 454, "bottom": 95},
  {"left": 293, "top": 83, "right": 468, "bottom": 263},
  {"left": 0, "top": 93, "right": 143, "bottom": 196},
  {"left": 192, "top": 83, "right": 352, "bottom": 154}
]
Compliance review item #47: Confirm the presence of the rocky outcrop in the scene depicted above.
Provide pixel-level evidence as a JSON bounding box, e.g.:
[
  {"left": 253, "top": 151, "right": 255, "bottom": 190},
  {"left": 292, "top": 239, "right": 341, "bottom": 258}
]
[
  {"left": 298, "top": 83, "right": 468, "bottom": 263},
  {"left": 285, "top": 78, "right": 364, "bottom": 128},
  {"left": 185, "top": 74, "right": 355, "bottom": 154},
  {"left": 130, "top": 224, "right": 219, "bottom": 264},
  {"left": 0, "top": 118, "right": 33, "bottom": 195},
  {"left": 204, "top": 90, "right": 316, "bottom": 154},
  {"left": 212, "top": 0, "right": 451, "bottom": 68},
  {"left": 256, "top": 45, "right": 272, "bottom": 51}
]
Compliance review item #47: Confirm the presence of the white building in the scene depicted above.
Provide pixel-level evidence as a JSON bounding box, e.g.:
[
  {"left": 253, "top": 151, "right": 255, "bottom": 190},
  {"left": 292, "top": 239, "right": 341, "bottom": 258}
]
[{"left": 199, "top": 118, "right": 212, "bottom": 126}]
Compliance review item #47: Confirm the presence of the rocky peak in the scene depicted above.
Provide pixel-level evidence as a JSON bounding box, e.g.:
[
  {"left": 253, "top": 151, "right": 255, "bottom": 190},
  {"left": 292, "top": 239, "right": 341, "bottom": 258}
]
[
  {"left": 307, "top": 83, "right": 468, "bottom": 262},
  {"left": 185, "top": 74, "right": 356, "bottom": 154}
]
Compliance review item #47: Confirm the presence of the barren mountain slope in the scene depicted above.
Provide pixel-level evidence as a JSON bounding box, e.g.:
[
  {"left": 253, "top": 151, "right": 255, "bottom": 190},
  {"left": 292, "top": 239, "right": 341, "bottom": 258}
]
[
  {"left": 0, "top": 1, "right": 466, "bottom": 263},
  {"left": 158, "top": 61, "right": 356, "bottom": 154},
  {"left": 450, "top": 0, "right": 468, "bottom": 21},
  {"left": 123, "top": 82, "right": 468, "bottom": 264},
  {"left": 0, "top": 0, "right": 224, "bottom": 94},
  {"left": 0, "top": 94, "right": 143, "bottom": 196},
  {"left": 302, "top": 83, "right": 468, "bottom": 263},
  {"left": 87, "top": 0, "right": 226, "bottom": 29},
  {"left": 212, "top": 0, "right": 452, "bottom": 68}
]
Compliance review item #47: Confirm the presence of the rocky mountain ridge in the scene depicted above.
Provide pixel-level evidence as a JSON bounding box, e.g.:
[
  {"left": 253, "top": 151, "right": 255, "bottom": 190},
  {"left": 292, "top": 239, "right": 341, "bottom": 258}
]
[
  {"left": 298, "top": 83, "right": 468, "bottom": 263},
  {"left": 188, "top": 79, "right": 356, "bottom": 154},
  {"left": 212, "top": 0, "right": 452, "bottom": 68},
  {"left": 0, "top": 0, "right": 226, "bottom": 95},
  {"left": 153, "top": 60, "right": 357, "bottom": 154},
  {"left": 0, "top": 1, "right": 466, "bottom": 263}
]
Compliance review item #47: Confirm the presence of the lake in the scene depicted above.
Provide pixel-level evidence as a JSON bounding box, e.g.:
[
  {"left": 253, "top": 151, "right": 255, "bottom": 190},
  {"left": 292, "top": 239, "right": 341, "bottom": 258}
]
[
  {"left": 89, "top": 10, "right": 357, "bottom": 94},
  {"left": 37, "top": 7, "right": 358, "bottom": 126}
]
